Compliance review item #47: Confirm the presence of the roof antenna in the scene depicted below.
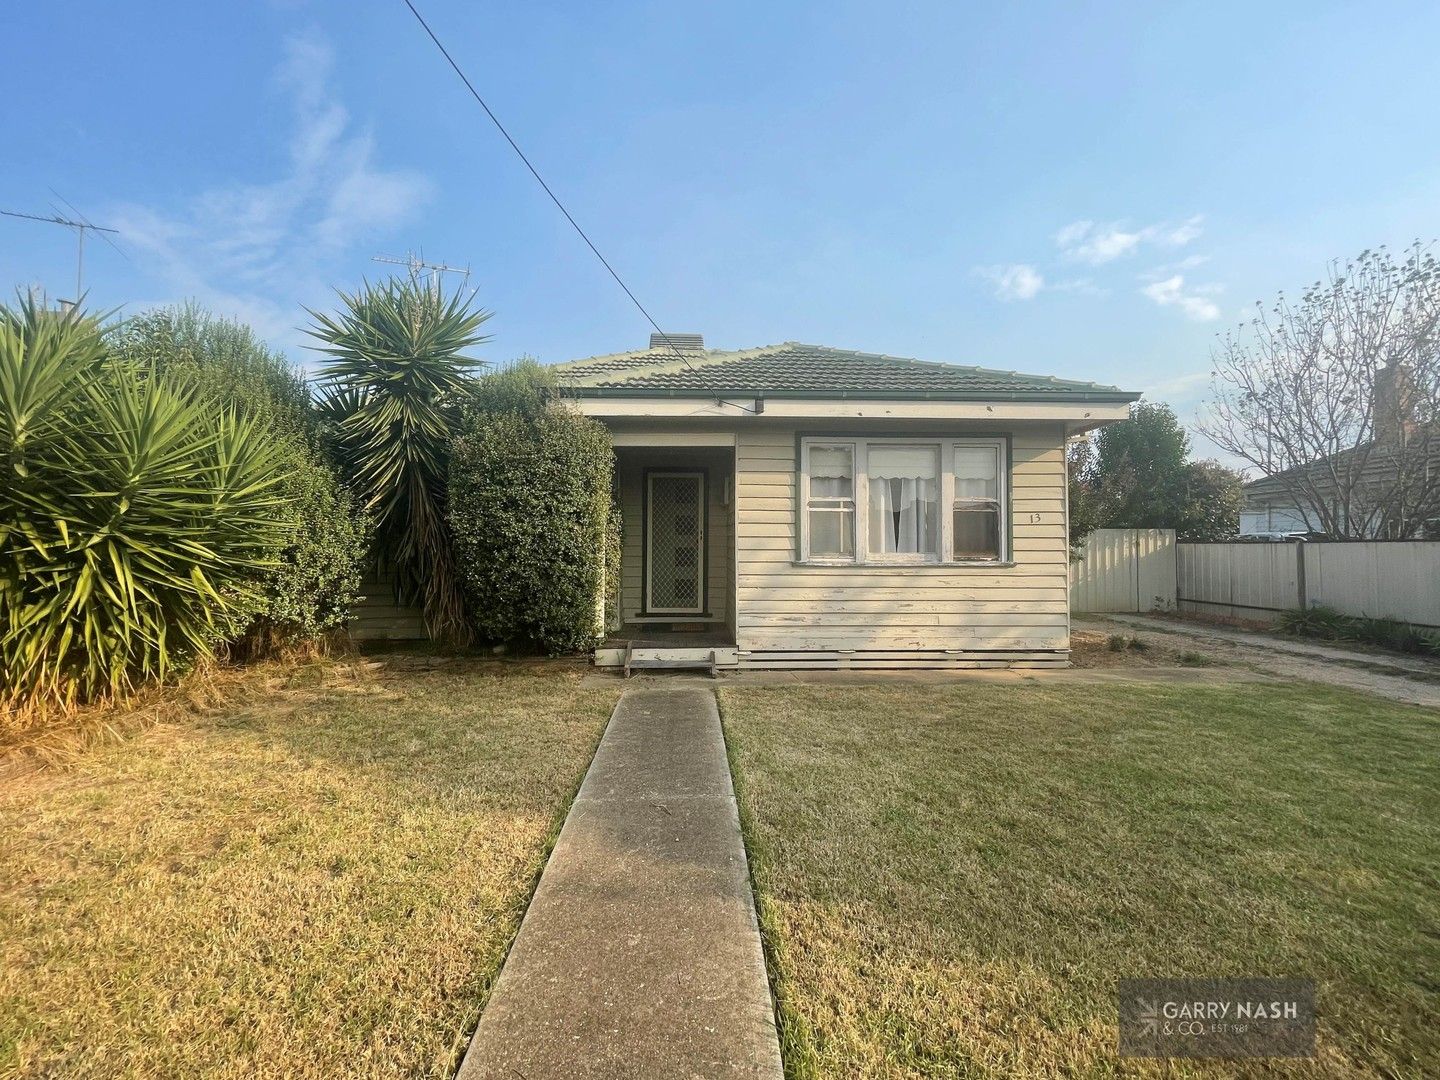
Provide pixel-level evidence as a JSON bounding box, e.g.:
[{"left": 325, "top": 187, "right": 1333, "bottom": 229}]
[
  {"left": 2, "top": 205, "right": 121, "bottom": 305},
  {"left": 372, "top": 250, "right": 472, "bottom": 293}
]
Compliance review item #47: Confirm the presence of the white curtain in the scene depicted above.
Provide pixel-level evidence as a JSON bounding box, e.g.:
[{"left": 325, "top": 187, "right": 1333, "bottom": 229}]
[{"left": 868, "top": 475, "right": 937, "bottom": 553}]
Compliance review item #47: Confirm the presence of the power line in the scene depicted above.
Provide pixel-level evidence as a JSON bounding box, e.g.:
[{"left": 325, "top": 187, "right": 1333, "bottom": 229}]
[{"left": 398, "top": 0, "right": 753, "bottom": 411}]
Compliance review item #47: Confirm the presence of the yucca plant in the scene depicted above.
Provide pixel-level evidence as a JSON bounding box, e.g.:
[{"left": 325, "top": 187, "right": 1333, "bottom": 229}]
[
  {"left": 112, "top": 305, "right": 372, "bottom": 651},
  {"left": 0, "top": 298, "right": 295, "bottom": 714},
  {"left": 306, "top": 277, "right": 491, "bottom": 644}
]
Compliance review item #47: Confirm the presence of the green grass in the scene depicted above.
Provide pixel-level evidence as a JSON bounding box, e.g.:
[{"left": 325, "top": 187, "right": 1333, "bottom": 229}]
[
  {"left": 721, "top": 681, "right": 1439, "bottom": 1078},
  {"left": 0, "top": 659, "right": 619, "bottom": 1079}
]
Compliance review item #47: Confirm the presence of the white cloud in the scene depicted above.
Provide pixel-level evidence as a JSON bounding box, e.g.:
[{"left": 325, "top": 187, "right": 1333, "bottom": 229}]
[
  {"left": 110, "top": 31, "right": 431, "bottom": 354},
  {"left": 1140, "top": 274, "right": 1222, "bottom": 321},
  {"left": 1161, "top": 216, "right": 1205, "bottom": 246},
  {"left": 1055, "top": 221, "right": 1142, "bottom": 264},
  {"left": 978, "top": 263, "right": 1044, "bottom": 301},
  {"left": 1055, "top": 215, "right": 1204, "bottom": 265}
]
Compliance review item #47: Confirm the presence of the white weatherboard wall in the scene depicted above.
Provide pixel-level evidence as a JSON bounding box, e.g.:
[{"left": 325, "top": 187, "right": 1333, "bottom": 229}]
[
  {"left": 734, "top": 424, "right": 1071, "bottom": 665},
  {"left": 1069, "top": 529, "right": 1177, "bottom": 613}
]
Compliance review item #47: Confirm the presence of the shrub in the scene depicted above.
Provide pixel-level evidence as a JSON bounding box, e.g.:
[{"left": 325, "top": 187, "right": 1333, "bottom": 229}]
[
  {"left": 1276, "top": 605, "right": 1349, "bottom": 640},
  {"left": 0, "top": 299, "right": 294, "bottom": 712},
  {"left": 449, "top": 362, "right": 614, "bottom": 654},
  {"left": 1278, "top": 604, "right": 1440, "bottom": 656},
  {"left": 112, "top": 306, "right": 370, "bottom": 648}
]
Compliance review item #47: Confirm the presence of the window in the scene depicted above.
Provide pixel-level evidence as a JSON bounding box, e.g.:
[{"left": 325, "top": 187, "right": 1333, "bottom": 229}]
[
  {"left": 805, "top": 444, "right": 855, "bottom": 559},
  {"left": 800, "top": 437, "right": 1008, "bottom": 564},
  {"left": 866, "top": 444, "right": 939, "bottom": 559},
  {"left": 952, "top": 443, "right": 1002, "bottom": 560}
]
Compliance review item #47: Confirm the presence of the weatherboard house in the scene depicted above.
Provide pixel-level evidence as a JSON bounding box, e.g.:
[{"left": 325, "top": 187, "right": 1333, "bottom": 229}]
[{"left": 555, "top": 335, "right": 1140, "bottom": 671}]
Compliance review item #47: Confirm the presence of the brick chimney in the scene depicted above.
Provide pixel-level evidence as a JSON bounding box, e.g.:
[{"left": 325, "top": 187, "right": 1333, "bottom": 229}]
[{"left": 1372, "top": 364, "right": 1418, "bottom": 445}]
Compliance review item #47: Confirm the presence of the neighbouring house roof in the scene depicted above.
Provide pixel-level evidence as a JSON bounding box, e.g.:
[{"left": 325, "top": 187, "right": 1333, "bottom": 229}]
[
  {"left": 553, "top": 341, "right": 1140, "bottom": 402},
  {"left": 1242, "top": 433, "right": 1440, "bottom": 507}
]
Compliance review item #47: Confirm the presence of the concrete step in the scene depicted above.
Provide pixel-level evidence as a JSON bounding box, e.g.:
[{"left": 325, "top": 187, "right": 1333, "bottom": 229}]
[{"left": 594, "top": 646, "right": 739, "bottom": 670}]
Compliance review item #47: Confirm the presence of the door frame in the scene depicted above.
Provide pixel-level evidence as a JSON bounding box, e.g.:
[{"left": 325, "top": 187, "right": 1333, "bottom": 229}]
[{"left": 642, "top": 468, "right": 708, "bottom": 615}]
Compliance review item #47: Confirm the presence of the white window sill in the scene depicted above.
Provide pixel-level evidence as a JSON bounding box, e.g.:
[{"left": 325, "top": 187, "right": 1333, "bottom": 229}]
[{"left": 792, "top": 560, "right": 1016, "bottom": 570}]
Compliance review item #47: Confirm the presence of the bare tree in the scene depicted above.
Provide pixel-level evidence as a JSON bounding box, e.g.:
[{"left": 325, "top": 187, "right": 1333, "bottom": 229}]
[{"left": 1202, "top": 243, "right": 1440, "bottom": 538}]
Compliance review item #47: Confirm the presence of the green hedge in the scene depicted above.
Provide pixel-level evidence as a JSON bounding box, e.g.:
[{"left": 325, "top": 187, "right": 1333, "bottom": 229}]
[
  {"left": 112, "top": 306, "right": 370, "bottom": 649},
  {"left": 449, "top": 363, "right": 614, "bottom": 654}
]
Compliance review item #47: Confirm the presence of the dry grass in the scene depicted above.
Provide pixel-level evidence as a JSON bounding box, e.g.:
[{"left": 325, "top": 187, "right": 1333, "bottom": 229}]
[
  {"left": 0, "top": 654, "right": 333, "bottom": 773},
  {"left": 0, "top": 658, "right": 618, "bottom": 1079},
  {"left": 721, "top": 681, "right": 1440, "bottom": 1078}
]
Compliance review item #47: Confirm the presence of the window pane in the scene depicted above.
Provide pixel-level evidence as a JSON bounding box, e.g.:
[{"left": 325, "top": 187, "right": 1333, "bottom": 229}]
[
  {"left": 807, "top": 445, "right": 855, "bottom": 558},
  {"left": 954, "top": 445, "right": 998, "bottom": 500},
  {"left": 867, "top": 445, "right": 939, "bottom": 555},
  {"left": 809, "top": 509, "right": 854, "bottom": 557},
  {"left": 954, "top": 509, "right": 1000, "bottom": 559},
  {"left": 809, "top": 446, "right": 853, "bottom": 498}
]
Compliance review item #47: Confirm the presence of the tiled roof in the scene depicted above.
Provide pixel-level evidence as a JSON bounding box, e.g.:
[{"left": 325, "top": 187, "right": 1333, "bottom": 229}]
[{"left": 553, "top": 341, "right": 1137, "bottom": 400}]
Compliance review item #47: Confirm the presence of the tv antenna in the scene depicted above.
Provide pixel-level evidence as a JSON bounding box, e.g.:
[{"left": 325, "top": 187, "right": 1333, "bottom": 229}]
[
  {"left": 372, "top": 250, "right": 471, "bottom": 292},
  {"left": 2, "top": 203, "right": 122, "bottom": 304}
]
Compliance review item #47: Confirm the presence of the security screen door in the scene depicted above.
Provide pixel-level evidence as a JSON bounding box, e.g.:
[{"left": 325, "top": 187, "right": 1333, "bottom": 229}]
[{"left": 645, "top": 471, "right": 705, "bottom": 614}]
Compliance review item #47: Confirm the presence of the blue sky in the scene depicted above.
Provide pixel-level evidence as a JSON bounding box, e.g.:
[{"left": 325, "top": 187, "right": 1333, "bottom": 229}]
[{"left": 4, "top": 1, "right": 1439, "bottom": 456}]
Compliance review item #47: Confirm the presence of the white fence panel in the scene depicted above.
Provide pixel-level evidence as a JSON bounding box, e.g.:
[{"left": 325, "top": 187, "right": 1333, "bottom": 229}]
[
  {"left": 1176, "top": 543, "right": 1302, "bottom": 622},
  {"left": 1304, "top": 542, "right": 1440, "bottom": 628},
  {"left": 1070, "top": 529, "right": 1177, "bottom": 613}
]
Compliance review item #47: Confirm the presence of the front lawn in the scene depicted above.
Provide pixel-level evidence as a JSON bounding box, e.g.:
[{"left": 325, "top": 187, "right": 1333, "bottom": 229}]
[
  {"left": 721, "top": 681, "right": 1439, "bottom": 1078},
  {"left": 0, "top": 660, "right": 618, "bottom": 1079}
]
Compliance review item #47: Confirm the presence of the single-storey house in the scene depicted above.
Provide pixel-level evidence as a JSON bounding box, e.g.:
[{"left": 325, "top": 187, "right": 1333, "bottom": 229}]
[
  {"left": 555, "top": 335, "right": 1139, "bottom": 671},
  {"left": 1238, "top": 364, "right": 1440, "bottom": 539}
]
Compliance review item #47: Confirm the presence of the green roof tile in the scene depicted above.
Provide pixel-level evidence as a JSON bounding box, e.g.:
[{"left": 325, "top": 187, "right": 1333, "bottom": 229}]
[{"left": 554, "top": 342, "right": 1137, "bottom": 401}]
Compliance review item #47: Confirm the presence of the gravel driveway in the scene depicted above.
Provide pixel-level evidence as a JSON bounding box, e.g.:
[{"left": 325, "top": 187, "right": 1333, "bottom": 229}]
[{"left": 1075, "top": 613, "right": 1440, "bottom": 710}]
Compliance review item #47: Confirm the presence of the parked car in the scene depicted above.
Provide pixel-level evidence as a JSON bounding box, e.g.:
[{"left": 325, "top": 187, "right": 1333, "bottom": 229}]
[{"left": 1236, "top": 531, "right": 1312, "bottom": 542}]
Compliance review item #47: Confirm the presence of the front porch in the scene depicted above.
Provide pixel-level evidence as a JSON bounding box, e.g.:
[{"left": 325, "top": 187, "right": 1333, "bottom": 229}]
[{"left": 597, "top": 440, "right": 738, "bottom": 671}]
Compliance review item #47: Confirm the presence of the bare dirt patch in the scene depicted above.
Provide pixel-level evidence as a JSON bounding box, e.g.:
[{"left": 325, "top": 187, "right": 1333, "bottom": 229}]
[{"left": 1067, "top": 627, "right": 1217, "bottom": 670}]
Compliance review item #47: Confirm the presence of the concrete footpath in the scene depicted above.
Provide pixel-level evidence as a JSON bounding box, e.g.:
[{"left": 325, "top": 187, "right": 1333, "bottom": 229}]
[{"left": 457, "top": 686, "right": 784, "bottom": 1080}]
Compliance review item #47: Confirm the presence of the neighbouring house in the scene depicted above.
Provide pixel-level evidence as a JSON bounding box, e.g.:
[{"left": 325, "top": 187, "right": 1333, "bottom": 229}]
[
  {"left": 554, "top": 335, "right": 1139, "bottom": 670},
  {"left": 1240, "top": 367, "right": 1440, "bottom": 539}
]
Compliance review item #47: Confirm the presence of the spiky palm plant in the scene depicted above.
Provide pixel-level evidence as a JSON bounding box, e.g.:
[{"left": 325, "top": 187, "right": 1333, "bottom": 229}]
[
  {"left": 0, "top": 298, "right": 294, "bottom": 712},
  {"left": 306, "top": 278, "right": 491, "bottom": 644}
]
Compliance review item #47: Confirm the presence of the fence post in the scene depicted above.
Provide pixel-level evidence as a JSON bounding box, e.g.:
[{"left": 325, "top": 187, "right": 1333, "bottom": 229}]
[{"left": 1294, "top": 540, "right": 1307, "bottom": 611}]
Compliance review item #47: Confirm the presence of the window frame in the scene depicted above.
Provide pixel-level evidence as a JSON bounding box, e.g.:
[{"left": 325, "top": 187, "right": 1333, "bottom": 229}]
[
  {"left": 950, "top": 439, "right": 1007, "bottom": 563},
  {"left": 798, "top": 436, "right": 1010, "bottom": 566},
  {"left": 799, "top": 440, "right": 858, "bottom": 564}
]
